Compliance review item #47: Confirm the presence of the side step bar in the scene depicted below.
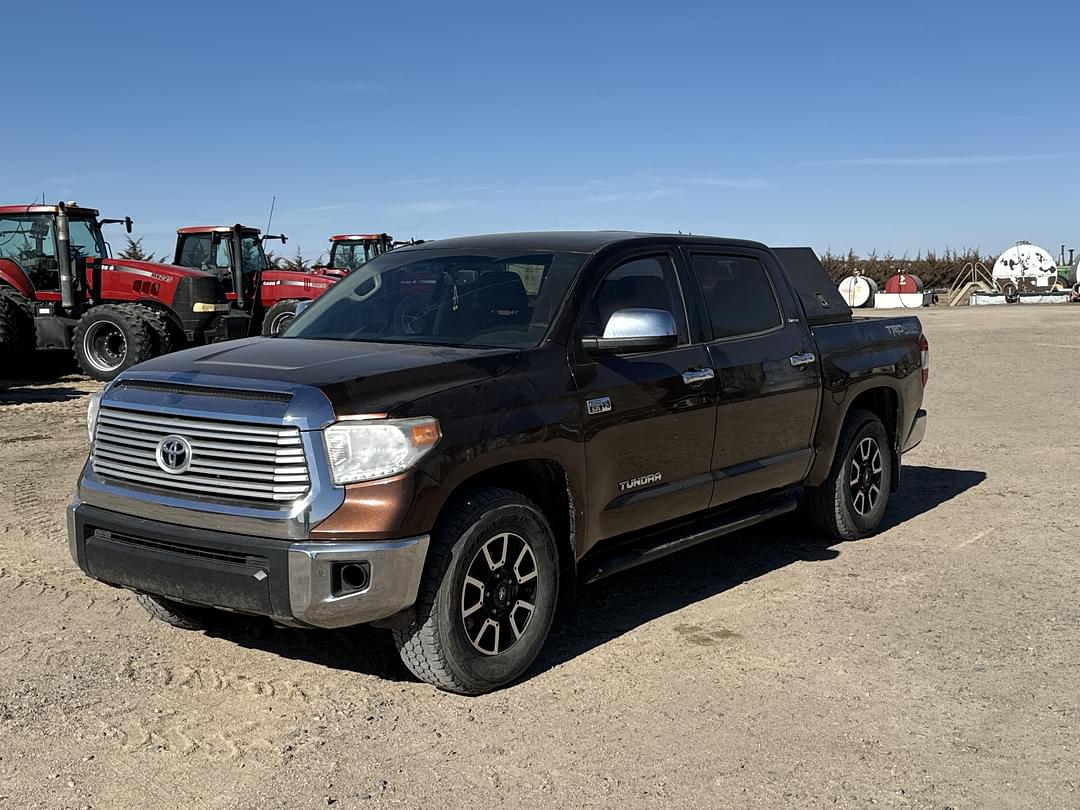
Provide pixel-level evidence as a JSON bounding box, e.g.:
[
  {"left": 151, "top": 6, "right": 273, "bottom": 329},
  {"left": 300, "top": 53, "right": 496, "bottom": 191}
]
[{"left": 579, "top": 490, "right": 800, "bottom": 584}]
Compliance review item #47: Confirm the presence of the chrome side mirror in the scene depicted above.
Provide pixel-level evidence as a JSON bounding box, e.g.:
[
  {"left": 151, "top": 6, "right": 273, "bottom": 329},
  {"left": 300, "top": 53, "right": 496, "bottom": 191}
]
[{"left": 582, "top": 308, "right": 678, "bottom": 355}]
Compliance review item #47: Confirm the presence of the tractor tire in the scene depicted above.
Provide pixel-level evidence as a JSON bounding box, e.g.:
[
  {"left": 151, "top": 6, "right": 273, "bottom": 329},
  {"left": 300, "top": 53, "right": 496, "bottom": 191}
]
[
  {"left": 392, "top": 487, "right": 560, "bottom": 695},
  {"left": 0, "top": 287, "right": 36, "bottom": 374},
  {"left": 262, "top": 299, "right": 302, "bottom": 336},
  {"left": 120, "top": 303, "right": 176, "bottom": 357},
  {"left": 73, "top": 304, "right": 153, "bottom": 381},
  {"left": 804, "top": 409, "right": 893, "bottom": 541}
]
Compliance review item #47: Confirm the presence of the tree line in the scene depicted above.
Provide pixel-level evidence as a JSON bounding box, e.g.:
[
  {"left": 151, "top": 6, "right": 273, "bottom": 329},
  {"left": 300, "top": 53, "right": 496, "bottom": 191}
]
[{"left": 819, "top": 249, "right": 997, "bottom": 289}]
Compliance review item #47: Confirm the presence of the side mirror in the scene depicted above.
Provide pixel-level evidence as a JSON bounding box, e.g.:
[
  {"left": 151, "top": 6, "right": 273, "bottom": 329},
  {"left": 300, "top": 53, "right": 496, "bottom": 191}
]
[
  {"left": 581, "top": 308, "right": 678, "bottom": 355},
  {"left": 294, "top": 300, "right": 312, "bottom": 318},
  {"left": 125, "top": 216, "right": 133, "bottom": 234}
]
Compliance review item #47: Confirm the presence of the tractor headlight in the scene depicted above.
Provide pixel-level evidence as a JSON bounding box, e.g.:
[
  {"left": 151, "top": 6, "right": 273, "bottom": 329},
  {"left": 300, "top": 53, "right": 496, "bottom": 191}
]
[
  {"left": 87, "top": 390, "right": 103, "bottom": 444},
  {"left": 323, "top": 417, "right": 441, "bottom": 485}
]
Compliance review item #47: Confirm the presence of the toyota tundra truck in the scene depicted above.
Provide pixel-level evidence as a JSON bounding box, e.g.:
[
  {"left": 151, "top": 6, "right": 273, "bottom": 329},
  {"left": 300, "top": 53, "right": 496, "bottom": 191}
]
[{"left": 68, "top": 232, "right": 928, "bottom": 694}]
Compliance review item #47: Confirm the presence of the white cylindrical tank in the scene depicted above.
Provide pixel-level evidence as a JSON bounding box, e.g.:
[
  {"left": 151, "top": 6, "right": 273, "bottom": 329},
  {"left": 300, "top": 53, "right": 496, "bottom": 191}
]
[
  {"left": 991, "top": 242, "right": 1058, "bottom": 294},
  {"left": 838, "top": 274, "right": 878, "bottom": 308}
]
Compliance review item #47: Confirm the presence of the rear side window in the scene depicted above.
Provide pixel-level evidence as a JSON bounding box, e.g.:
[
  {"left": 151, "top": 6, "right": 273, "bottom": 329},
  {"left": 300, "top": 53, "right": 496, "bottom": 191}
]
[{"left": 690, "top": 254, "right": 782, "bottom": 339}]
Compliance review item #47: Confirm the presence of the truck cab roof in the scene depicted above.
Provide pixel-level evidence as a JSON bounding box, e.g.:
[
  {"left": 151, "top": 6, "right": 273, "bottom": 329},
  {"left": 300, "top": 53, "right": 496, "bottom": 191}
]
[{"left": 393, "top": 230, "right": 771, "bottom": 255}]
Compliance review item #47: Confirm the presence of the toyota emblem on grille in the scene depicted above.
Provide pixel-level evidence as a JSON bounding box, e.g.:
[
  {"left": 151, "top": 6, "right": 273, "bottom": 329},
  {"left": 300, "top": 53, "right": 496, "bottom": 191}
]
[{"left": 155, "top": 434, "right": 192, "bottom": 474}]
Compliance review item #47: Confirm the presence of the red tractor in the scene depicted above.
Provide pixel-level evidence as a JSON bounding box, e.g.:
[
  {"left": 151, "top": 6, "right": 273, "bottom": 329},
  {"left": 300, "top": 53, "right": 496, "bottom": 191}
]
[
  {"left": 172, "top": 224, "right": 338, "bottom": 335},
  {"left": 313, "top": 233, "right": 396, "bottom": 278},
  {"left": 0, "top": 202, "right": 240, "bottom": 381}
]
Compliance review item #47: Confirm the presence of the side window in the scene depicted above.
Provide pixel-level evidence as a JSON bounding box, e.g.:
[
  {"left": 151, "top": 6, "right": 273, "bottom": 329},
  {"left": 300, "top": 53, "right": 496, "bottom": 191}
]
[
  {"left": 177, "top": 234, "right": 212, "bottom": 270},
  {"left": 690, "top": 254, "right": 782, "bottom": 339},
  {"left": 584, "top": 255, "right": 688, "bottom": 343}
]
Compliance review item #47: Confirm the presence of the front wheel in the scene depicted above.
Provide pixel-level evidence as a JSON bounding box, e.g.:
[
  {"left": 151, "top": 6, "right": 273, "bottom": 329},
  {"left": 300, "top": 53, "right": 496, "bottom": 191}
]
[
  {"left": 804, "top": 409, "right": 893, "bottom": 540},
  {"left": 73, "top": 304, "right": 153, "bottom": 381},
  {"left": 262, "top": 299, "right": 302, "bottom": 336},
  {"left": 134, "top": 592, "right": 220, "bottom": 630},
  {"left": 392, "top": 488, "right": 559, "bottom": 695}
]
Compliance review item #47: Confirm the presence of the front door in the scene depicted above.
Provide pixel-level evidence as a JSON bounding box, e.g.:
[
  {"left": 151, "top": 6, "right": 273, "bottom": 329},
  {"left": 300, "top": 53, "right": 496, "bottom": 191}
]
[
  {"left": 682, "top": 249, "right": 821, "bottom": 506},
  {"left": 573, "top": 251, "right": 717, "bottom": 546}
]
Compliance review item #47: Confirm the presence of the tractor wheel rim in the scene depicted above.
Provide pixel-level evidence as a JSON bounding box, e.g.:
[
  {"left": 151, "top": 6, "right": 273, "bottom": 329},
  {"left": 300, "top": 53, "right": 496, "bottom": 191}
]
[
  {"left": 271, "top": 312, "right": 295, "bottom": 335},
  {"left": 83, "top": 321, "right": 127, "bottom": 373},
  {"left": 848, "top": 436, "right": 883, "bottom": 517},
  {"left": 460, "top": 531, "right": 539, "bottom": 656}
]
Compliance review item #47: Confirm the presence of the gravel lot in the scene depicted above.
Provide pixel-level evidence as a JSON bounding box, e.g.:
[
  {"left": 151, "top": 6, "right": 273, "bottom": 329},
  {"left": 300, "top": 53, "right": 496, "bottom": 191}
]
[{"left": 1, "top": 305, "right": 1077, "bottom": 809}]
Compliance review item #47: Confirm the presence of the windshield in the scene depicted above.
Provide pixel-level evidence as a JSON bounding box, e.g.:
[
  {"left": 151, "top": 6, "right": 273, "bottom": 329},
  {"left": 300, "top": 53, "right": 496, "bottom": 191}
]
[
  {"left": 0, "top": 213, "right": 106, "bottom": 289},
  {"left": 68, "top": 218, "right": 108, "bottom": 260},
  {"left": 329, "top": 240, "right": 382, "bottom": 272},
  {"left": 284, "top": 249, "right": 588, "bottom": 349}
]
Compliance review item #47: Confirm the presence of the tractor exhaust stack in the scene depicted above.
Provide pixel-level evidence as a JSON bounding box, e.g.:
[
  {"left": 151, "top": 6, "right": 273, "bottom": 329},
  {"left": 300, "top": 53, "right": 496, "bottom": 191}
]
[
  {"left": 56, "top": 201, "right": 75, "bottom": 309},
  {"left": 231, "top": 224, "right": 247, "bottom": 310}
]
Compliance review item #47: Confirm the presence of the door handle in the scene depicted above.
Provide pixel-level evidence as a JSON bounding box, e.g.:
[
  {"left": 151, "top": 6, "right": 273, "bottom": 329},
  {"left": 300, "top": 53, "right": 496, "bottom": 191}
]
[
  {"left": 790, "top": 352, "right": 816, "bottom": 368},
  {"left": 682, "top": 368, "right": 715, "bottom": 385}
]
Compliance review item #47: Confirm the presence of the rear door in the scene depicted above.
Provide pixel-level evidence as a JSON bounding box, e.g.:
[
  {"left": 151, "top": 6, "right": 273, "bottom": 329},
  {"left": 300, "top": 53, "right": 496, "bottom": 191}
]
[
  {"left": 572, "top": 249, "right": 717, "bottom": 543},
  {"left": 681, "top": 247, "right": 821, "bottom": 506}
]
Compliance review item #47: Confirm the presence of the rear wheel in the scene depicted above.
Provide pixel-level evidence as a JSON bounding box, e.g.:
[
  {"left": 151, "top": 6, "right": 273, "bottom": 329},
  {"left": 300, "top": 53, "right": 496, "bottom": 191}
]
[
  {"left": 0, "top": 287, "right": 35, "bottom": 361},
  {"left": 392, "top": 488, "right": 559, "bottom": 694},
  {"left": 262, "top": 299, "right": 302, "bottom": 336},
  {"left": 73, "top": 304, "right": 153, "bottom": 381},
  {"left": 805, "top": 409, "right": 893, "bottom": 540}
]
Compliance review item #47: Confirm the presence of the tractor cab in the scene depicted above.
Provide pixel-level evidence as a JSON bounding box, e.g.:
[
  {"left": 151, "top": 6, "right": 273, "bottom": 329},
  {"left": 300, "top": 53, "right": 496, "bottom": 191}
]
[
  {"left": 174, "top": 225, "right": 285, "bottom": 307},
  {"left": 0, "top": 203, "right": 116, "bottom": 295},
  {"left": 319, "top": 233, "right": 395, "bottom": 277}
]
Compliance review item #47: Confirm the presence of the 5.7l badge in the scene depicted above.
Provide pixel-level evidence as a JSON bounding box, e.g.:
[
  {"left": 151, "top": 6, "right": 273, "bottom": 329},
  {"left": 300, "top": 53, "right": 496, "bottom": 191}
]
[{"left": 586, "top": 396, "right": 612, "bottom": 415}]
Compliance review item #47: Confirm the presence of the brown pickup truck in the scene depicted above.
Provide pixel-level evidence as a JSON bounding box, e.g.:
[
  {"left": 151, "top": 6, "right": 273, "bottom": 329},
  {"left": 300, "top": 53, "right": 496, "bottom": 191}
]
[{"left": 69, "top": 232, "right": 927, "bottom": 694}]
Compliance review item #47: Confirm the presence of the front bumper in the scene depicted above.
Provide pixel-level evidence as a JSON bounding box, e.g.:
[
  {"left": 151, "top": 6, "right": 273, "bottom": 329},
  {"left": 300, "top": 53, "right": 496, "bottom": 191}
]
[{"left": 67, "top": 499, "right": 428, "bottom": 629}]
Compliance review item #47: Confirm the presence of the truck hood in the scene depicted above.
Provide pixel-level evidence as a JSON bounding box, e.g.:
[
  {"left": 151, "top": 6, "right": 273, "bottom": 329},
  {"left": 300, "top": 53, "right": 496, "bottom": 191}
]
[{"left": 122, "top": 337, "right": 522, "bottom": 416}]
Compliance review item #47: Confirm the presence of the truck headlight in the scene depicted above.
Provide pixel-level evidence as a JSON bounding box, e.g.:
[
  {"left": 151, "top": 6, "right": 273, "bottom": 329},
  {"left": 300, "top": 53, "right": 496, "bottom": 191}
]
[
  {"left": 323, "top": 417, "right": 441, "bottom": 485},
  {"left": 87, "top": 390, "right": 103, "bottom": 444}
]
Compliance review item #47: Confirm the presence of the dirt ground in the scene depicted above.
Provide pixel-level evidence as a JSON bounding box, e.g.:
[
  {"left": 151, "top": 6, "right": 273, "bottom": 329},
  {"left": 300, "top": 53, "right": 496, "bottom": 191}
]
[{"left": 1, "top": 305, "right": 1077, "bottom": 809}]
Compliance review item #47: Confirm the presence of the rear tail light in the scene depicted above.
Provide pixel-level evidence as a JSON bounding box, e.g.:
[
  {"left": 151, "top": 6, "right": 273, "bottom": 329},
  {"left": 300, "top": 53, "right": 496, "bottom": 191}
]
[{"left": 919, "top": 334, "right": 929, "bottom": 386}]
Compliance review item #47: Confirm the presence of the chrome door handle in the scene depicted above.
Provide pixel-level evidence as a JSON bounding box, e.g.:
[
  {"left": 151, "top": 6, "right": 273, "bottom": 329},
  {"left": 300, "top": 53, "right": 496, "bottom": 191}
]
[
  {"left": 790, "top": 352, "right": 816, "bottom": 367},
  {"left": 682, "top": 368, "right": 715, "bottom": 385}
]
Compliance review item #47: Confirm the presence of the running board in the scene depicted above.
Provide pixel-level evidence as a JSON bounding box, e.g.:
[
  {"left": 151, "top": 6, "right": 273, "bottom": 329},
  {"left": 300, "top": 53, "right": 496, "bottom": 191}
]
[{"left": 579, "top": 491, "right": 799, "bottom": 584}]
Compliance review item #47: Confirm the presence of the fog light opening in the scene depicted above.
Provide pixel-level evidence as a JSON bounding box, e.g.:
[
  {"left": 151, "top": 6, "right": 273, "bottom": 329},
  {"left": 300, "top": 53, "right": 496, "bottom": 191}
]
[{"left": 333, "top": 562, "right": 370, "bottom": 595}]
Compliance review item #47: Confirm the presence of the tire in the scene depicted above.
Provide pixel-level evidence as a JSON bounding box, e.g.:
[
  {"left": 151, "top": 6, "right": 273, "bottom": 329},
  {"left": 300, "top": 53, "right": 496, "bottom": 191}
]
[
  {"left": 392, "top": 487, "right": 560, "bottom": 695},
  {"left": 0, "top": 287, "right": 36, "bottom": 360},
  {"left": 804, "top": 409, "right": 893, "bottom": 540},
  {"left": 133, "top": 592, "right": 219, "bottom": 630},
  {"left": 73, "top": 304, "right": 153, "bottom": 381},
  {"left": 262, "top": 299, "right": 302, "bottom": 336},
  {"left": 121, "top": 303, "right": 176, "bottom": 357}
]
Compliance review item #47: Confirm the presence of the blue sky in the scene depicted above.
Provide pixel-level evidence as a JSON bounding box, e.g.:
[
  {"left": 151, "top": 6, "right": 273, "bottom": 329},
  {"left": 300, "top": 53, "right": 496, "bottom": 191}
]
[{"left": 6, "top": 0, "right": 1079, "bottom": 261}]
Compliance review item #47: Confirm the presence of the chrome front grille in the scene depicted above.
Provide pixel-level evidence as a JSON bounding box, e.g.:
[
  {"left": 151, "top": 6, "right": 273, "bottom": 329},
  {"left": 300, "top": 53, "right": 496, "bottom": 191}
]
[{"left": 92, "top": 406, "right": 310, "bottom": 504}]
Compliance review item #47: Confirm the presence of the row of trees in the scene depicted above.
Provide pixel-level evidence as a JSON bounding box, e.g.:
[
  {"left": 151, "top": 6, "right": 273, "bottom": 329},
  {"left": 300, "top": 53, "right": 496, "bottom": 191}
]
[
  {"left": 819, "top": 249, "right": 997, "bottom": 289},
  {"left": 118, "top": 237, "right": 323, "bottom": 272}
]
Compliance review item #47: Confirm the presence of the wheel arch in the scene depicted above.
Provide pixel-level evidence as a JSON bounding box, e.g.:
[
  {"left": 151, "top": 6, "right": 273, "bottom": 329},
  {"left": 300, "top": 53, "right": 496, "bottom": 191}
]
[
  {"left": 438, "top": 458, "right": 578, "bottom": 598},
  {"left": 806, "top": 384, "right": 902, "bottom": 490}
]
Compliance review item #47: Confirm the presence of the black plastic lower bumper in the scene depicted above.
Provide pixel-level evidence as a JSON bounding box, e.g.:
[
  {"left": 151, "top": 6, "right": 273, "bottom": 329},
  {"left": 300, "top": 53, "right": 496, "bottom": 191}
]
[{"left": 71, "top": 503, "right": 294, "bottom": 621}]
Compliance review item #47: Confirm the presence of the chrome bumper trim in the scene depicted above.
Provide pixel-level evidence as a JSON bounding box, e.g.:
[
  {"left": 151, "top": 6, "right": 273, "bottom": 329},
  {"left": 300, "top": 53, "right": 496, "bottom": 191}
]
[{"left": 288, "top": 536, "right": 430, "bottom": 628}]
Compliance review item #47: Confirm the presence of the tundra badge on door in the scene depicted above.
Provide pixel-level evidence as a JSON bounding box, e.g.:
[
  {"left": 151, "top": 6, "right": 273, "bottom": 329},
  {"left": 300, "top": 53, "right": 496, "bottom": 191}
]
[{"left": 619, "top": 472, "right": 662, "bottom": 492}]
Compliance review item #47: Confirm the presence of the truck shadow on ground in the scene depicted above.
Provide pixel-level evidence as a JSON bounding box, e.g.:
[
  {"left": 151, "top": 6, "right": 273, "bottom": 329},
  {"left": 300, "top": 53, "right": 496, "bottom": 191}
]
[
  {"left": 1, "top": 352, "right": 88, "bottom": 404},
  {"left": 204, "top": 464, "right": 986, "bottom": 687}
]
